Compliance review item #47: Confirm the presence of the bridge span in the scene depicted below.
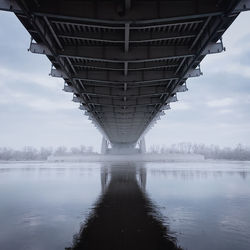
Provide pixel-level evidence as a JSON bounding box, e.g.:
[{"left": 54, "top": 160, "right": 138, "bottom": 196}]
[{"left": 0, "top": 0, "right": 249, "bottom": 152}]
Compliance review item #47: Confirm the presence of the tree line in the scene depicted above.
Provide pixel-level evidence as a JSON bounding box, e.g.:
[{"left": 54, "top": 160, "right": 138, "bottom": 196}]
[
  {"left": 0, "top": 145, "right": 95, "bottom": 161},
  {"left": 149, "top": 143, "right": 250, "bottom": 161},
  {"left": 1, "top": 143, "right": 250, "bottom": 161}
]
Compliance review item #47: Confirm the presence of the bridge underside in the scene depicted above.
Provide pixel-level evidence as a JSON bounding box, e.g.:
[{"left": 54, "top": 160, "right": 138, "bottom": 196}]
[{"left": 0, "top": 0, "right": 248, "bottom": 147}]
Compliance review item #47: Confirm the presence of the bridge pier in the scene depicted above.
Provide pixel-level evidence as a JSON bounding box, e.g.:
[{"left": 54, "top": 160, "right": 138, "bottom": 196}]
[
  {"left": 101, "top": 137, "right": 146, "bottom": 155},
  {"left": 101, "top": 137, "right": 109, "bottom": 154},
  {"left": 139, "top": 167, "right": 147, "bottom": 191},
  {"left": 109, "top": 143, "right": 136, "bottom": 155},
  {"left": 101, "top": 166, "right": 109, "bottom": 193},
  {"left": 138, "top": 137, "right": 146, "bottom": 154}
]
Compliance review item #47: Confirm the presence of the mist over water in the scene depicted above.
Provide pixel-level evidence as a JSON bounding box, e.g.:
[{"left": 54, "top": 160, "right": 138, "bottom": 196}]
[{"left": 0, "top": 161, "right": 250, "bottom": 250}]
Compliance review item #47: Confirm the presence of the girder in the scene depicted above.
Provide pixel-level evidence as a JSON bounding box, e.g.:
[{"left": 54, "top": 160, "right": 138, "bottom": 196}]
[
  {"left": 0, "top": 0, "right": 248, "bottom": 145},
  {"left": 54, "top": 30, "right": 197, "bottom": 45},
  {"left": 60, "top": 71, "right": 181, "bottom": 83},
  {"left": 0, "top": 0, "right": 227, "bottom": 22}
]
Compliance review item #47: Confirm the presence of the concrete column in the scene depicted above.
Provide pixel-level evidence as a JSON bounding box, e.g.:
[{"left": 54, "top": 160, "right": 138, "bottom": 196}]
[
  {"left": 101, "top": 166, "right": 109, "bottom": 193},
  {"left": 139, "top": 167, "right": 147, "bottom": 191},
  {"left": 101, "top": 137, "right": 109, "bottom": 154},
  {"left": 139, "top": 137, "right": 146, "bottom": 154}
]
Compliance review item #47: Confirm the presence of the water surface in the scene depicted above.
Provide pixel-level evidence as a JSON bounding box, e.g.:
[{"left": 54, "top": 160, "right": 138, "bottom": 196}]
[{"left": 0, "top": 160, "right": 249, "bottom": 250}]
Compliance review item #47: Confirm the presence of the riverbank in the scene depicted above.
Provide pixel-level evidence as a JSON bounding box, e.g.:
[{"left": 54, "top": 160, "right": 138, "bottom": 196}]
[{"left": 47, "top": 153, "right": 204, "bottom": 163}]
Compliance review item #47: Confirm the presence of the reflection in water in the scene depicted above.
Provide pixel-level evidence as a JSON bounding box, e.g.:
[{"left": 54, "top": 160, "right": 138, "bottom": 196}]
[
  {"left": 1, "top": 161, "right": 250, "bottom": 250},
  {"left": 67, "top": 164, "right": 181, "bottom": 250},
  {"left": 149, "top": 169, "right": 249, "bottom": 180}
]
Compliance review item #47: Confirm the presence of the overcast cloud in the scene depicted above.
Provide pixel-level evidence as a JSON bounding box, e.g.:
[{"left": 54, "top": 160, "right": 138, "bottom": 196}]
[{"left": 0, "top": 11, "right": 250, "bottom": 151}]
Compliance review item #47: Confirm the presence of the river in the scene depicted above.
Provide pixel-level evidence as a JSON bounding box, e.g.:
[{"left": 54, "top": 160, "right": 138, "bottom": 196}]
[{"left": 0, "top": 160, "right": 249, "bottom": 250}]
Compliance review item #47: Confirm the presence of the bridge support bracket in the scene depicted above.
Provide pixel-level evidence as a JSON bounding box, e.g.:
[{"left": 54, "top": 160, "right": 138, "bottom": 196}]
[
  {"left": 202, "top": 42, "right": 224, "bottom": 56},
  {"left": 63, "top": 83, "right": 74, "bottom": 93},
  {"left": 167, "top": 95, "right": 178, "bottom": 103},
  {"left": 72, "top": 96, "right": 82, "bottom": 103},
  {"left": 29, "top": 42, "right": 52, "bottom": 56},
  {"left": 175, "top": 84, "right": 188, "bottom": 93},
  {"left": 51, "top": 68, "right": 67, "bottom": 78},
  {"left": 185, "top": 68, "right": 201, "bottom": 78},
  {"left": 234, "top": 0, "right": 250, "bottom": 12},
  {"left": 161, "top": 104, "right": 170, "bottom": 111}
]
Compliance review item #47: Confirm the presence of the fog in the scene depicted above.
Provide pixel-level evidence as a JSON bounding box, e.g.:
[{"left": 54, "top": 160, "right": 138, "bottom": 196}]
[{"left": 1, "top": 143, "right": 250, "bottom": 161}]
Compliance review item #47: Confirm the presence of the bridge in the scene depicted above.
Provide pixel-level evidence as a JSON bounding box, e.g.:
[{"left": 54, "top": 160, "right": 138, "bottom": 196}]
[{"left": 1, "top": 0, "right": 249, "bottom": 153}]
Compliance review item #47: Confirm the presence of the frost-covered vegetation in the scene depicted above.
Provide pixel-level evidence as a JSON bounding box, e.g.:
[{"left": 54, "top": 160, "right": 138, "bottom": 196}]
[
  {"left": 0, "top": 146, "right": 95, "bottom": 161},
  {"left": 1, "top": 143, "right": 250, "bottom": 161},
  {"left": 149, "top": 143, "right": 250, "bottom": 161}
]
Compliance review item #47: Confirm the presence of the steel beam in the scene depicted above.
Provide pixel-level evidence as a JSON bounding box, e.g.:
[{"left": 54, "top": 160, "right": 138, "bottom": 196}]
[
  {"left": 73, "top": 76, "right": 179, "bottom": 85},
  {"left": 20, "top": 0, "right": 224, "bottom": 24},
  {"left": 75, "top": 91, "right": 168, "bottom": 99},
  {"left": 71, "top": 63, "right": 179, "bottom": 72},
  {"left": 234, "top": 0, "right": 250, "bottom": 12},
  {"left": 0, "top": 0, "right": 21, "bottom": 12},
  {"left": 29, "top": 43, "right": 194, "bottom": 63},
  {"left": 56, "top": 30, "right": 197, "bottom": 44},
  {"left": 68, "top": 70, "right": 180, "bottom": 82},
  {"left": 124, "top": 23, "right": 130, "bottom": 52}
]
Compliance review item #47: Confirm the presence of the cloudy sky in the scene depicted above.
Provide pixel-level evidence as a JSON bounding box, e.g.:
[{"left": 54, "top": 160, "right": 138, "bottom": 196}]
[{"left": 0, "top": 11, "right": 250, "bottom": 151}]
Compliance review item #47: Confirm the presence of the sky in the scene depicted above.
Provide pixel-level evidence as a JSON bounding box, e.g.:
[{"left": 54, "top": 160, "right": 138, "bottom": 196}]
[{"left": 0, "top": 11, "right": 250, "bottom": 151}]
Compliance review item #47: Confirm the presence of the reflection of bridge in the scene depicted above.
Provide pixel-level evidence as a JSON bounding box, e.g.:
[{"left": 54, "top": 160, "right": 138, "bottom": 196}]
[
  {"left": 0, "top": 0, "right": 249, "bottom": 152},
  {"left": 68, "top": 164, "right": 181, "bottom": 250},
  {"left": 101, "top": 163, "right": 147, "bottom": 192}
]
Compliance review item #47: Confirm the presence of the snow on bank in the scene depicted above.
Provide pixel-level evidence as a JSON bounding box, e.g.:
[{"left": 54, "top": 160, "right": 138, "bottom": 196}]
[{"left": 48, "top": 153, "right": 204, "bottom": 163}]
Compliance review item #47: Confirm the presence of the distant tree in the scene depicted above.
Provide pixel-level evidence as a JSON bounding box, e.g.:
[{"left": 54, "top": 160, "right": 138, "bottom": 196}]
[
  {"left": 39, "top": 147, "right": 53, "bottom": 160},
  {"left": 87, "top": 146, "right": 93, "bottom": 153},
  {"left": 0, "top": 145, "right": 97, "bottom": 161},
  {"left": 0, "top": 147, "right": 13, "bottom": 160},
  {"left": 22, "top": 146, "right": 37, "bottom": 160},
  {"left": 148, "top": 143, "right": 250, "bottom": 161},
  {"left": 70, "top": 147, "right": 81, "bottom": 155},
  {"left": 79, "top": 145, "right": 86, "bottom": 153},
  {"left": 54, "top": 146, "right": 67, "bottom": 156}
]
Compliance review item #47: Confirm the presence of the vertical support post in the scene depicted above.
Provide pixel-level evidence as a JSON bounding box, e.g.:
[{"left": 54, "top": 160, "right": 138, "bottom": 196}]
[
  {"left": 124, "top": 23, "right": 130, "bottom": 52},
  {"left": 139, "top": 136, "right": 146, "bottom": 154},
  {"left": 101, "top": 166, "right": 109, "bottom": 193},
  {"left": 101, "top": 137, "right": 109, "bottom": 154},
  {"left": 139, "top": 167, "right": 147, "bottom": 191},
  {"left": 124, "top": 61, "right": 128, "bottom": 76},
  {"left": 125, "top": 0, "right": 131, "bottom": 10}
]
